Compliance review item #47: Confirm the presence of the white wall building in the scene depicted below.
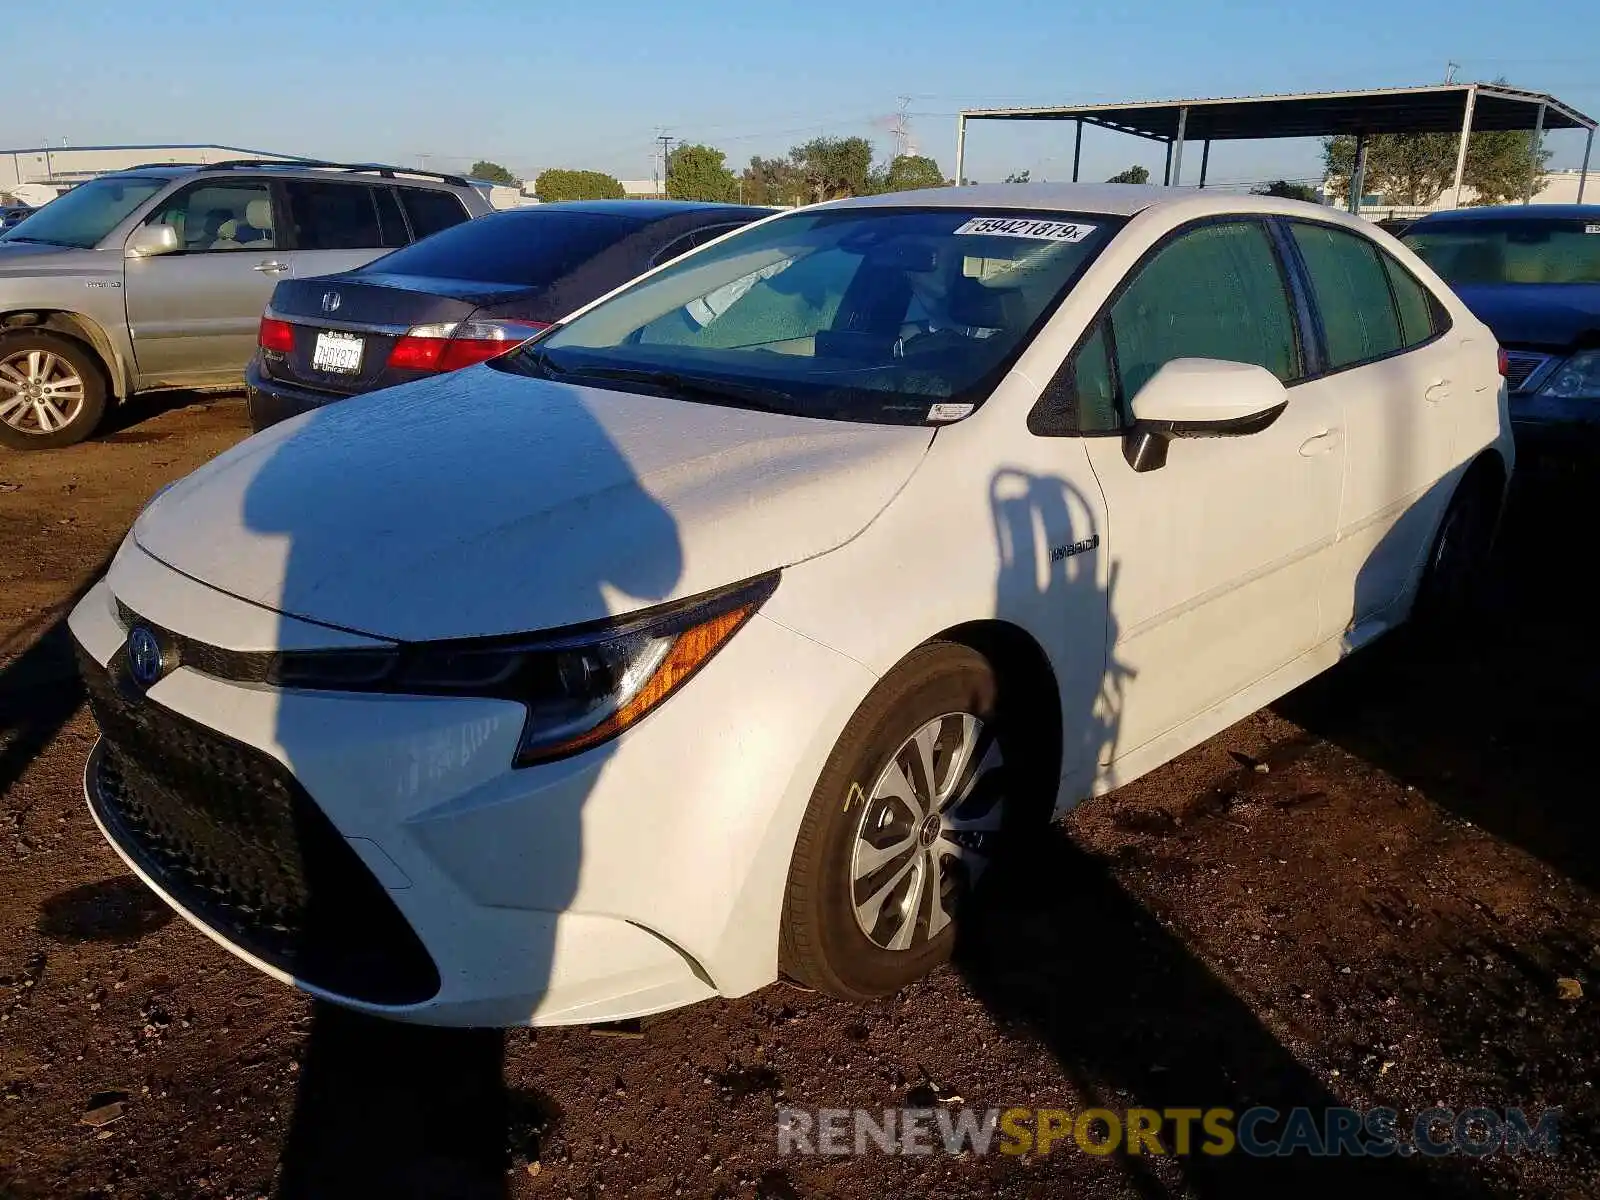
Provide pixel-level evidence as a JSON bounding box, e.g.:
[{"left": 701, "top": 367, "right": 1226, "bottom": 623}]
[
  {"left": 0, "top": 144, "right": 302, "bottom": 200},
  {"left": 1349, "top": 168, "right": 1593, "bottom": 221}
]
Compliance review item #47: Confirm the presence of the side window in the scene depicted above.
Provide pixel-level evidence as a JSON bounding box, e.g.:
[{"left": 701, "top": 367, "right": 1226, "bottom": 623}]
[
  {"left": 283, "top": 181, "right": 382, "bottom": 251},
  {"left": 1380, "top": 251, "right": 1440, "bottom": 347},
  {"left": 1289, "top": 222, "right": 1404, "bottom": 368},
  {"left": 144, "top": 180, "right": 276, "bottom": 252},
  {"left": 374, "top": 187, "right": 410, "bottom": 248},
  {"left": 1110, "top": 220, "right": 1300, "bottom": 402},
  {"left": 399, "top": 188, "right": 471, "bottom": 240}
]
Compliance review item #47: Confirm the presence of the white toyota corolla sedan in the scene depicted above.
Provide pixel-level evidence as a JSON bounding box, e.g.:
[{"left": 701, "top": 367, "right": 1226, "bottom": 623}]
[{"left": 69, "top": 185, "right": 1511, "bottom": 1026}]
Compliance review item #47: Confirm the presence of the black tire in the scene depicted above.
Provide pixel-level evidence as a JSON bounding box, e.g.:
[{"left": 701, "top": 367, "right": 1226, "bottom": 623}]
[
  {"left": 1415, "top": 470, "right": 1500, "bottom": 626},
  {"left": 0, "top": 330, "right": 109, "bottom": 450},
  {"left": 779, "top": 641, "right": 1045, "bottom": 1001}
]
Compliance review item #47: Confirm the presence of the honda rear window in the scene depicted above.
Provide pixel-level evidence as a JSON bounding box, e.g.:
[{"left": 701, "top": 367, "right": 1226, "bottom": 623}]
[{"left": 360, "top": 211, "right": 638, "bottom": 285}]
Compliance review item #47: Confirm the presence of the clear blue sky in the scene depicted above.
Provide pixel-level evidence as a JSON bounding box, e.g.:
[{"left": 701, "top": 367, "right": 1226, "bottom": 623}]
[{"left": 11, "top": 0, "right": 1596, "bottom": 187}]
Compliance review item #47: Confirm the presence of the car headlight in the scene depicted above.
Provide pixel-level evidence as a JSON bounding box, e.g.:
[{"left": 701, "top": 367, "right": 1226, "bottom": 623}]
[
  {"left": 1539, "top": 350, "right": 1600, "bottom": 401},
  {"left": 270, "top": 573, "right": 778, "bottom": 766}
]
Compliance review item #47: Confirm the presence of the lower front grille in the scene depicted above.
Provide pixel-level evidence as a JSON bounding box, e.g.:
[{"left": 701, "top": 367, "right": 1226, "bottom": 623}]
[{"left": 78, "top": 647, "right": 440, "bottom": 1006}]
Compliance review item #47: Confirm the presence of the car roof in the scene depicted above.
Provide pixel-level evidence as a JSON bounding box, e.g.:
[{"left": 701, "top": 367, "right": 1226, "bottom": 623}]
[
  {"left": 520, "top": 200, "right": 773, "bottom": 222},
  {"left": 818, "top": 182, "right": 1365, "bottom": 225},
  {"left": 1408, "top": 203, "right": 1600, "bottom": 224}
]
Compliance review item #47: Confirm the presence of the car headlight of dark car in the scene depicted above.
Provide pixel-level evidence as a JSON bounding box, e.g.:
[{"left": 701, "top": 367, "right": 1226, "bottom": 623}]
[
  {"left": 269, "top": 573, "right": 778, "bottom": 765},
  {"left": 1539, "top": 350, "right": 1600, "bottom": 402}
]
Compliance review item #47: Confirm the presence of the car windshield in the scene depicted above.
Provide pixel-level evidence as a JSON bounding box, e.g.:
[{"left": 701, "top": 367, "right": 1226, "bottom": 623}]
[
  {"left": 0, "top": 176, "right": 167, "bottom": 249},
  {"left": 1403, "top": 218, "right": 1600, "bottom": 286},
  {"left": 498, "top": 206, "right": 1121, "bottom": 425}
]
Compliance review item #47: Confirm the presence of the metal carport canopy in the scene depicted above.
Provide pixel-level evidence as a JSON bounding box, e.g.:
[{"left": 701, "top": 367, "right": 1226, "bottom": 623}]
[{"left": 954, "top": 84, "right": 1597, "bottom": 208}]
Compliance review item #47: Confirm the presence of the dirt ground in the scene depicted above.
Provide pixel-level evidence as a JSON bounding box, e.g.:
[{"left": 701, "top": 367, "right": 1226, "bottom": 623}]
[{"left": 1, "top": 394, "right": 1596, "bottom": 1199}]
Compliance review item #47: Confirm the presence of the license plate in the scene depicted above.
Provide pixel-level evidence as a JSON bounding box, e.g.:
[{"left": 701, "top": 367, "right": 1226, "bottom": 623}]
[{"left": 312, "top": 330, "right": 364, "bottom": 374}]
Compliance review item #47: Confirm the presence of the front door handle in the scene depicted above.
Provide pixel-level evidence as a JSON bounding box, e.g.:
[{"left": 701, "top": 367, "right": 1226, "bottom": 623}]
[
  {"left": 1298, "top": 429, "right": 1340, "bottom": 457},
  {"left": 1425, "top": 379, "right": 1452, "bottom": 404},
  {"left": 252, "top": 260, "right": 289, "bottom": 274}
]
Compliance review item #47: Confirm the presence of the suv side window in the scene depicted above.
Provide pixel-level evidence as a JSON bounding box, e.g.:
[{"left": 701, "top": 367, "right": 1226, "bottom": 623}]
[
  {"left": 283, "top": 181, "right": 383, "bottom": 251},
  {"left": 1288, "top": 222, "right": 1404, "bottom": 368},
  {"left": 399, "top": 188, "right": 471, "bottom": 240},
  {"left": 374, "top": 187, "right": 410, "bottom": 249},
  {"left": 144, "top": 180, "right": 277, "bottom": 252}
]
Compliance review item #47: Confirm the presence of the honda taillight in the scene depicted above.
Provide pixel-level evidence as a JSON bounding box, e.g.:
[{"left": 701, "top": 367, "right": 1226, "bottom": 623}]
[
  {"left": 1496, "top": 346, "right": 1509, "bottom": 378},
  {"left": 386, "top": 320, "right": 549, "bottom": 374},
  {"left": 258, "top": 316, "right": 295, "bottom": 353}
]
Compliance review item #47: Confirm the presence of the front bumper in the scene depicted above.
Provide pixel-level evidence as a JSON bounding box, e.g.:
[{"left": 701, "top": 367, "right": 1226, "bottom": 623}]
[{"left": 69, "top": 553, "right": 876, "bottom": 1026}]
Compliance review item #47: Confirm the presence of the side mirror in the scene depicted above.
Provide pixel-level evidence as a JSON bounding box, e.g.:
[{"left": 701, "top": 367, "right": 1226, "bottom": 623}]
[
  {"left": 1123, "top": 357, "right": 1289, "bottom": 472},
  {"left": 126, "top": 224, "right": 180, "bottom": 258}
]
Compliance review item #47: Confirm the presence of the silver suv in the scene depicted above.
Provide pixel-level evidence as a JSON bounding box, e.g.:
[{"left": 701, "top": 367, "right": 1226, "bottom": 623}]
[{"left": 0, "top": 159, "right": 492, "bottom": 449}]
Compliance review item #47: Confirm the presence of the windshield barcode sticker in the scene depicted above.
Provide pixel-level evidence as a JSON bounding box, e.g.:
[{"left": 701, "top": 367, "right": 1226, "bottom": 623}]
[{"left": 953, "top": 217, "right": 1097, "bottom": 242}]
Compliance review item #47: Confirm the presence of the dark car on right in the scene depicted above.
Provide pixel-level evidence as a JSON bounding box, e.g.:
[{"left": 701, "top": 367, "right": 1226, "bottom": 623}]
[
  {"left": 247, "top": 199, "right": 771, "bottom": 431},
  {"left": 1403, "top": 204, "right": 1600, "bottom": 455}
]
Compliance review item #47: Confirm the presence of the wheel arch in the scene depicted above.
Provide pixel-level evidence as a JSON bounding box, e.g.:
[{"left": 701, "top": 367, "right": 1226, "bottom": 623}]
[
  {"left": 0, "top": 309, "right": 128, "bottom": 398},
  {"left": 932, "top": 618, "right": 1064, "bottom": 817}
]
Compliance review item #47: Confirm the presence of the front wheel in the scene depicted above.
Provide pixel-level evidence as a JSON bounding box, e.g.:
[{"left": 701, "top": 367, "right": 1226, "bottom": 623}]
[
  {"left": 0, "top": 331, "right": 108, "bottom": 450},
  {"left": 779, "top": 642, "right": 1035, "bottom": 1001}
]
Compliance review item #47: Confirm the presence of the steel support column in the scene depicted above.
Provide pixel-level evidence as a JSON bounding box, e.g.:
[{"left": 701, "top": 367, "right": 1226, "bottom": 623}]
[
  {"left": 1163, "top": 139, "right": 1172, "bottom": 186},
  {"left": 1580, "top": 127, "right": 1594, "bottom": 203},
  {"left": 1451, "top": 86, "right": 1478, "bottom": 208},
  {"left": 1169, "top": 106, "right": 1188, "bottom": 186},
  {"left": 1524, "top": 103, "right": 1547, "bottom": 204},
  {"left": 1072, "top": 119, "right": 1083, "bottom": 182},
  {"left": 1198, "top": 139, "right": 1211, "bottom": 188},
  {"left": 1350, "top": 134, "right": 1368, "bottom": 215},
  {"left": 955, "top": 115, "right": 967, "bottom": 186}
]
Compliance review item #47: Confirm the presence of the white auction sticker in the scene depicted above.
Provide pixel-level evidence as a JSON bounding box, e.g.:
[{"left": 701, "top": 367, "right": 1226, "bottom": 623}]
[
  {"left": 953, "top": 217, "right": 1098, "bottom": 242},
  {"left": 1586, "top": 224, "right": 1600, "bottom": 235},
  {"left": 927, "top": 402, "right": 975, "bottom": 422}
]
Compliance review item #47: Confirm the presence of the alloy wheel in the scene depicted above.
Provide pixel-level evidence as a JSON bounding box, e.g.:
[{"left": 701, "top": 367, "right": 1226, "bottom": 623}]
[
  {"left": 849, "top": 712, "right": 1005, "bottom": 951},
  {"left": 0, "top": 349, "right": 87, "bottom": 436}
]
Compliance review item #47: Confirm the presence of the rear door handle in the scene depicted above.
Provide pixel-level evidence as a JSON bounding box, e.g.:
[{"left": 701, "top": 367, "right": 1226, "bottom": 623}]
[
  {"left": 1298, "top": 429, "right": 1341, "bottom": 457},
  {"left": 253, "top": 261, "right": 289, "bottom": 274},
  {"left": 1425, "top": 379, "right": 1452, "bottom": 403}
]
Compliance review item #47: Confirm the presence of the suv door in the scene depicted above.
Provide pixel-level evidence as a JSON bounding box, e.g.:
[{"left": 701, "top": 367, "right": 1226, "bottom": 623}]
[
  {"left": 123, "top": 177, "right": 287, "bottom": 386},
  {"left": 1282, "top": 220, "right": 1457, "bottom": 638},
  {"left": 1058, "top": 218, "right": 1343, "bottom": 761}
]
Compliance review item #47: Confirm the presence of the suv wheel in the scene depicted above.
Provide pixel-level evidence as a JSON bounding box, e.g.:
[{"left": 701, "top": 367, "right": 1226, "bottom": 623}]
[
  {"left": 780, "top": 642, "right": 1037, "bottom": 1001},
  {"left": 0, "top": 331, "right": 108, "bottom": 450}
]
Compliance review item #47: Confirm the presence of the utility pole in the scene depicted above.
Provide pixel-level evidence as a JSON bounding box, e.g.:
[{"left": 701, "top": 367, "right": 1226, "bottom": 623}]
[
  {"left": 891, "top": 95, "right": 913, "bottom": 160},
  {"left": 1445, "top": 61, "right": 1460, "bottom": 84},
  {"left": 654, "top": 128, "right": 675, "bottom": 195}
]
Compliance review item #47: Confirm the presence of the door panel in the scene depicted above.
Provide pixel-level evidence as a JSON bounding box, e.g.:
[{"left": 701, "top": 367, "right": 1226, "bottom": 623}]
[
  {"left": 1286, "top": 223, "right": 1455, "bottom": 636},
  {"left": 124, "top": 179, "right": 284, "bottom": 385},
  {"left": 1069, "top": 220, "right": 1343, "bottom": 758}
]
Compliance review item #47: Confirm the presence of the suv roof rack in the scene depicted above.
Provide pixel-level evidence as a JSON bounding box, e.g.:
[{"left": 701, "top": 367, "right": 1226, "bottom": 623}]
[{"left": 138, "top": 158, "right": 473, "bottom": 187}]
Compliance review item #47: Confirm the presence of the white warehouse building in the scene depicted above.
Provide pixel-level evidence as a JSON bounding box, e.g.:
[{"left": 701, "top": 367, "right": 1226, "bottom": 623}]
[{"left": 0, "top": 144, "right": 303, "bottom": 199}]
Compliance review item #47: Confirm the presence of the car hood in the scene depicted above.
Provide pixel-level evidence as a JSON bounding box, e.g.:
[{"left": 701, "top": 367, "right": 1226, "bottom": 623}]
[
  {"left": 0, "top": 240, "right": 114, "bottom": 279},
  {"left": 1451, "top": 283, "right": 1600, "bottom": 351},
  {"left": 133, "top": 366, "right": 934, "bottom": 642}
]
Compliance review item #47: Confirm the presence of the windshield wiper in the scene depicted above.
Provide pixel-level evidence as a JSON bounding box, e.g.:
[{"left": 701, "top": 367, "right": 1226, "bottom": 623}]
[
  {"left": 559, "top": 364, "right": 798, "bottom": 413},
  {"left": 1, "top": 236, "right": 65, "bottom": 247}
]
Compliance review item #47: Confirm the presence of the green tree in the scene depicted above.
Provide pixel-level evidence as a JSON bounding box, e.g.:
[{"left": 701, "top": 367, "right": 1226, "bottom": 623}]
[
  {"left": 470, "top": 160, "right": 519, "bottom": 186},
  {"left": 666, "top": 144, "right": 737, "bottom": 202},
  {"left": 1252, "top": 179, "right": 1321, "bottom": 203},
  {"left": 740, "top": 155, "right": 806, "bottom": 207},
  {"left": 871, "top": 154, "right": 947, "bottom": 194},
  {"left": 533, "top": 168, "right": 625, "bottom": 202},
  {"left": 1003, "top": 169, "right": 1032, "bottom": 184},
  {"left": 1106, "top": 165, "right": 1150, "bottom": 185},
  {"left": 790, "top": 136, "right": 874, "bottom": 202}
]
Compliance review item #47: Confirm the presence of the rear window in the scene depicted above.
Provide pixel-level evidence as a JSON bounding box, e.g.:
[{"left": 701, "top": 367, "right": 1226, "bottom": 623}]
[
  {"left": 362, "top": 211, "right": 637, "bottom": 285},
  {"left": 284, "top": 181, "right": 382, "bottom": 251},
  {"left": 399, "top": 189, "right": 472, "bottom": 240},
  {"left": 1403, "top": 219, "right": 1600, "bottom": 285}
]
